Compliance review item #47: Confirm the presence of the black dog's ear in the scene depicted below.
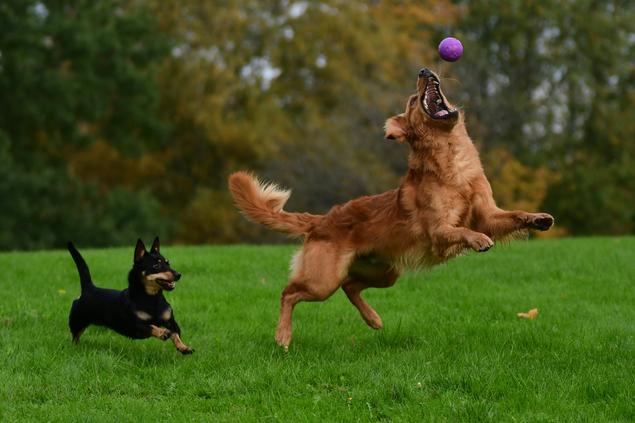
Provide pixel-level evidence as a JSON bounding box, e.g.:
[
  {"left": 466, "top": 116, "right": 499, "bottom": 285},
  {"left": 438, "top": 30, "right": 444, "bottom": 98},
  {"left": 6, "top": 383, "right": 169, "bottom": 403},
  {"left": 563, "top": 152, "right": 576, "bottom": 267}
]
[
  {"left": 134, "top": 239, "right": 146, "bottom": 262},
  {"left": 151, "top": 236, "right": 160, "bottom": 254}
]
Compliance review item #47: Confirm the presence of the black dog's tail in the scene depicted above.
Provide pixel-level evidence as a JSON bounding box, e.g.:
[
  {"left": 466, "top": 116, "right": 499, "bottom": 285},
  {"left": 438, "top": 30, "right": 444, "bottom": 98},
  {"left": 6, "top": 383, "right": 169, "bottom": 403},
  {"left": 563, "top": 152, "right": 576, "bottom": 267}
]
[{"left": 67, "top": 242, "right": 94, "bottom": 294}]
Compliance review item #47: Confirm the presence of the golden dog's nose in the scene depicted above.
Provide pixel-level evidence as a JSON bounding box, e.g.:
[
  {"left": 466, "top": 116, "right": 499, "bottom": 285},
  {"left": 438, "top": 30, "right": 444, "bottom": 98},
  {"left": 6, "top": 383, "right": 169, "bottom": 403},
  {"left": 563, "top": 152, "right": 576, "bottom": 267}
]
[{"left": 418, "top": 68, "right": 432, "bottom": 78}]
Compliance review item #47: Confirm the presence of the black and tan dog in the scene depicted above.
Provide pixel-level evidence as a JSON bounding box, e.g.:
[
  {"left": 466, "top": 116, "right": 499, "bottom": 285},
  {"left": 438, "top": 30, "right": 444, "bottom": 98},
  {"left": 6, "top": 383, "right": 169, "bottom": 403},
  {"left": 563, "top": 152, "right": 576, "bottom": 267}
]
[{"left": 67, "top": 238, "right": 193, "bottom": 354}]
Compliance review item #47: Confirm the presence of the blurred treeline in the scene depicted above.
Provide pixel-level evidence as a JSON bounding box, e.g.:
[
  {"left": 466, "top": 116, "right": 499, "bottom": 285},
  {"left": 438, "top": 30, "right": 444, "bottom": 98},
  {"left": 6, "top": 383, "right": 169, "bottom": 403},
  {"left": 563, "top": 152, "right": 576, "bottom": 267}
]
[{"left": 1, "top": 0, "right": 634, "bottom": 250}]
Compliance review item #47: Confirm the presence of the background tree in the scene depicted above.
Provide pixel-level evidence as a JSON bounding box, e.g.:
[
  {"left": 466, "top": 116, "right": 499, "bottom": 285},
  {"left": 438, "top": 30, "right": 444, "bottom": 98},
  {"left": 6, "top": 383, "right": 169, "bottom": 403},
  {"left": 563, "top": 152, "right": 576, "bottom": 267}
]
[
  {"left": 451, "top": 0, "right": 635, "bottom": 235},
  {"left": 149, "top": 0, "right": 458, "bottom": 243},
  {"left": 1, "top": 0, "right": 634, "bottom": 250},
  {"left": 0, "top": 0, "right": 171, "bottom": 249}
]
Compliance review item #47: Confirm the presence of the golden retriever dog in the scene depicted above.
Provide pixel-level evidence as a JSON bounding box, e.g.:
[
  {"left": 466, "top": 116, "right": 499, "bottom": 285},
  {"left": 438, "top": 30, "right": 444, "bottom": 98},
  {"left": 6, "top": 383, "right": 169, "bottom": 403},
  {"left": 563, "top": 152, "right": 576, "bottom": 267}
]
[{"left": 229, "top": 68, "right": 554, "bottom": 349}]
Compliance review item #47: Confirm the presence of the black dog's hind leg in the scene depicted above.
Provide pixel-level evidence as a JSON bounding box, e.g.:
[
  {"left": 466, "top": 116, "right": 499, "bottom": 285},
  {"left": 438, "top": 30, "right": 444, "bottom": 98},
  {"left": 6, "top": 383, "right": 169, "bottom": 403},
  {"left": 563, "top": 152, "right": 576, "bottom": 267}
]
[
  {"left": 165, "top": 314, "right": 194, "bottom": 355},
  {"left": 69, "top": 301, "right": 90, "bottom": 344},
  {"left": 70, "top": 322, "right": 89, "bottom": 344}
]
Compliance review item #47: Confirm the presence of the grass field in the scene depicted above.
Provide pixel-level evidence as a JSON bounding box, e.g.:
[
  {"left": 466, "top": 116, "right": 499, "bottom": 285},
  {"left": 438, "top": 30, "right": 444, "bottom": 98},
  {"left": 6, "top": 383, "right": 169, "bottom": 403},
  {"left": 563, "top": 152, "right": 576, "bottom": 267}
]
[{"left": 1, "top": 238, "right": 633, "bottom": 422}]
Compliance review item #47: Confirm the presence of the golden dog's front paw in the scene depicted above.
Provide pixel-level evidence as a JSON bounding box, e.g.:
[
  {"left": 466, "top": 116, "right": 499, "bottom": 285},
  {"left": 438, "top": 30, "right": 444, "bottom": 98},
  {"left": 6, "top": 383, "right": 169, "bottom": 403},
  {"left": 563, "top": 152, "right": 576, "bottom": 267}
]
[
  {"left": 468, "top": 233, "right": 494, "bottom": 252},
  {"left": 527, "top": 213, "right": 554, "bottom": 231}
]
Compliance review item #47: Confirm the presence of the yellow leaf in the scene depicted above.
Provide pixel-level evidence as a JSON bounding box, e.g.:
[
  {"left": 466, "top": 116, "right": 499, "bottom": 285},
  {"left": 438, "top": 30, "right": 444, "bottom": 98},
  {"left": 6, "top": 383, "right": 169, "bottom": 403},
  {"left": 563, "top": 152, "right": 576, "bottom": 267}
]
[{"left": 517, "top": 308, "right": 539, "bottom": 319}]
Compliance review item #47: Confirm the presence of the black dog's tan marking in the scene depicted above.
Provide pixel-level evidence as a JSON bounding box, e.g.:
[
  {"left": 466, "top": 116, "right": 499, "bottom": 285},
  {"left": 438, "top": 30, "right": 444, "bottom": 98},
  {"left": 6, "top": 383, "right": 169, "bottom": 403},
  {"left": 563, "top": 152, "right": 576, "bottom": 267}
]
[
  {"left": 171, "top": 333, "right": 194, "bottom": 354},
  {"left": 150, "top": 324, "right": 172, "bottom": 340},
  {"left": 67, "top": 238, "right": 194, "bottom": 354}
]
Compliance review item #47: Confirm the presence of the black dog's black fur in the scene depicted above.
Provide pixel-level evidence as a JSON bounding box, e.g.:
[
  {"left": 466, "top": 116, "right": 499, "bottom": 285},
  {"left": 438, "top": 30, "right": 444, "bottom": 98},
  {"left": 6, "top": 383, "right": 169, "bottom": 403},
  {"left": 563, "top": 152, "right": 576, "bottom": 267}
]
[{"left": 67, "top": 238, "right": 194, "bottom": 354}]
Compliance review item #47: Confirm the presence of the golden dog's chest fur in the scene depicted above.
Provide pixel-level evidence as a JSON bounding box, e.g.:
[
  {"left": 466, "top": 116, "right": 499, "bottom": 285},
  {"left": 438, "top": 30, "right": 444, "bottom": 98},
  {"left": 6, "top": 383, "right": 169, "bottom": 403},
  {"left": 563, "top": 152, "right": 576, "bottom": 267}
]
[{"left": 311, "top": 120, "right": 488, "bottom": 269}]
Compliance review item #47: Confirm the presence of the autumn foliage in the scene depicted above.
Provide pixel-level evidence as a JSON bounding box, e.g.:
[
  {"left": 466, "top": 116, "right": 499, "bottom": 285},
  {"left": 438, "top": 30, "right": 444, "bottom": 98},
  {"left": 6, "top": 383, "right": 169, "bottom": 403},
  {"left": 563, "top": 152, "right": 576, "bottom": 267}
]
[{"left": 1, "top": 1, "right": 633, "bottom": 249}]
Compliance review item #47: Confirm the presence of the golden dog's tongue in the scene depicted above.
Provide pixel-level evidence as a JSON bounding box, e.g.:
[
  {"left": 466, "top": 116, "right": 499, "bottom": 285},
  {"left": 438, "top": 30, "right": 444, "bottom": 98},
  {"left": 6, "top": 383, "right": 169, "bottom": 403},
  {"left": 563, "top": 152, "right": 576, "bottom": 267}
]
[{"left": 435, "top": 110, "right": 449, "bottom": 117}]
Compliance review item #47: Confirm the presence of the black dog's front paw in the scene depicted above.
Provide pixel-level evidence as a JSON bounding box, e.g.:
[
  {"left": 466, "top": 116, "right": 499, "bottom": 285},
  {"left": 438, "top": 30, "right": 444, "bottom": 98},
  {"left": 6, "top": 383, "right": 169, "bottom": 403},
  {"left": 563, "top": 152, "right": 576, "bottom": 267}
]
[
  {"left": 178, "top": 346, "right": 195, "bottom": 355},
  {"left": 151, "top": 325, "right": 172, "bottom": 340}
]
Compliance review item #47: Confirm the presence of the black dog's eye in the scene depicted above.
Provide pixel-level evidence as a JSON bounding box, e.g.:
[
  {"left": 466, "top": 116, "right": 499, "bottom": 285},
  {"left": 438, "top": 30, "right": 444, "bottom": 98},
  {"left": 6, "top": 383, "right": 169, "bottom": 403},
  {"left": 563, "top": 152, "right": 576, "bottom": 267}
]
[{"left": 153, "top": 264, "right": 160, "bottom": 270}]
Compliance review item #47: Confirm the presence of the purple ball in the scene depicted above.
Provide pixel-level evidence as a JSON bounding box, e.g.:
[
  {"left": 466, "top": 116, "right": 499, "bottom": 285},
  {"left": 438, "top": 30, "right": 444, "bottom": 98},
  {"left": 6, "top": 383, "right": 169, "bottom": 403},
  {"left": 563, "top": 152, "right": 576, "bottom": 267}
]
[{"left": 438, "top": 37, "right": 463, "bottom": 62}]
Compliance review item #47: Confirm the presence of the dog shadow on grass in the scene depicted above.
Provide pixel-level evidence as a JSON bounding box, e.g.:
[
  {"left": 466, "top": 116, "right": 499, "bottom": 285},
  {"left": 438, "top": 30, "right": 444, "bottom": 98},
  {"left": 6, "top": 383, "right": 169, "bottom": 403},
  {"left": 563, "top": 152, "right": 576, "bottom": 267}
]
[
  {"left": 63, "top": 322, "right": 430, "bottom": 365},
  {"left": 65, "top": 333, "right": 188, "bottom": 366},
  {"left": 258, "top": 324, "right": 430, "bottom": 358}
]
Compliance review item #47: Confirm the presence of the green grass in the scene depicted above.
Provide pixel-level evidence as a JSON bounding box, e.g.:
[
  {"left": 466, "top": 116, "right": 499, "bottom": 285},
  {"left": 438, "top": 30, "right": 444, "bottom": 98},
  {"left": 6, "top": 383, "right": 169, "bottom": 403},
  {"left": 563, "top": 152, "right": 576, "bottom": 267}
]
[{"left": 0, "top": 238, "right": 633, "bottom": 422}]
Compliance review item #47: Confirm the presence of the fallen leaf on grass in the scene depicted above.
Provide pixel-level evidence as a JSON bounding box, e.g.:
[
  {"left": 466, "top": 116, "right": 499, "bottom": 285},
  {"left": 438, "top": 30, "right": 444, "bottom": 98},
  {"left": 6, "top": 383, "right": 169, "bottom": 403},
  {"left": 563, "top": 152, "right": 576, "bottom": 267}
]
[{"left": 517, "top": 308, "right": 539, "bottom": 319}]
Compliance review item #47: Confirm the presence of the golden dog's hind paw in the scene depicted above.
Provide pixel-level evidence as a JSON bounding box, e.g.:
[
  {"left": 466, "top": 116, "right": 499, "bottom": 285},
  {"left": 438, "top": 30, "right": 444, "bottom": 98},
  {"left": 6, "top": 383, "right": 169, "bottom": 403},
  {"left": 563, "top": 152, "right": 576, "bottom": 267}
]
[
  {"left": 275, "top": 329, "right": 292, "bottom": 350},
  {"left": 364, "top": 310, "right": 383, "bottom": 330}
]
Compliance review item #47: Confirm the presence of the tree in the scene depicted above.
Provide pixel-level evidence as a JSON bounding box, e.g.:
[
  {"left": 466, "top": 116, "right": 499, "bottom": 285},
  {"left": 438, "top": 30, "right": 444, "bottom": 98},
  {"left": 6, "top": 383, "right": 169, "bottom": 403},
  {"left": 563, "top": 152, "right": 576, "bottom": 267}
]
[
  {"left": 451, "top": 0, "right": 635, "bottom": 235},
  {"left": 0, "top": 0, "right": 171, "bottom": 249},
  {"left": 150, "top": 0, "right": 459, "bottom": 243}
]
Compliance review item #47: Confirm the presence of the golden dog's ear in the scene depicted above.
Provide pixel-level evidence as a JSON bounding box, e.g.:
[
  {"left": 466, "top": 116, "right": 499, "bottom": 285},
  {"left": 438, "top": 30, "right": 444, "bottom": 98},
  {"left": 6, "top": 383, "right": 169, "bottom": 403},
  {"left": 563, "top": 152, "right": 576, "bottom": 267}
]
[{"left": 384, "top": 114, "right": 407, "bottom": 143}]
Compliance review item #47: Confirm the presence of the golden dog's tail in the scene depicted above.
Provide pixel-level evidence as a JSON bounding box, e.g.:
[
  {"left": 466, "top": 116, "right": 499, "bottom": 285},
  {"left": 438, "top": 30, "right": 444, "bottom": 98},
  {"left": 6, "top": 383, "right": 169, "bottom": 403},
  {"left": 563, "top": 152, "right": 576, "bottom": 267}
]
[{"left": 228, "top": 171, "right": 321, "bottom": 237}]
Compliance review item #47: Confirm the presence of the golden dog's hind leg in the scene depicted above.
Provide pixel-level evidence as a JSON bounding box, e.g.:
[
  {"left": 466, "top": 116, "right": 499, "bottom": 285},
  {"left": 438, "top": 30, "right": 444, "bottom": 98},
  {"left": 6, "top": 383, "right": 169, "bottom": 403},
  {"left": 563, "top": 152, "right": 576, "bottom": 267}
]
[
  {"left": 275, "top": 242, "right": 354, "bottom": 349},
  {"left": 275, "top": 281, "right": 311, "bottom": 349},
  {"left": 342, "top": 280, "right": 386, "bottom": 329},
  {"left": 343, "top": 280, "right": 383, "bottom": 329},
  {"left": 342, "top": 264, "right": 399, "bottom": 330}
]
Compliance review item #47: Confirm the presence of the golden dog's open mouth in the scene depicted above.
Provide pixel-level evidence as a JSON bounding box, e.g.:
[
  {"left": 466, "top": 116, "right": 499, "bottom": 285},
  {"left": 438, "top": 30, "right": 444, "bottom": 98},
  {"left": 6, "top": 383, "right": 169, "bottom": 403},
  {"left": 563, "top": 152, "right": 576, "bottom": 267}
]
[{"left": 421, "top": 74, "right": 458, "bottom": 121}]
